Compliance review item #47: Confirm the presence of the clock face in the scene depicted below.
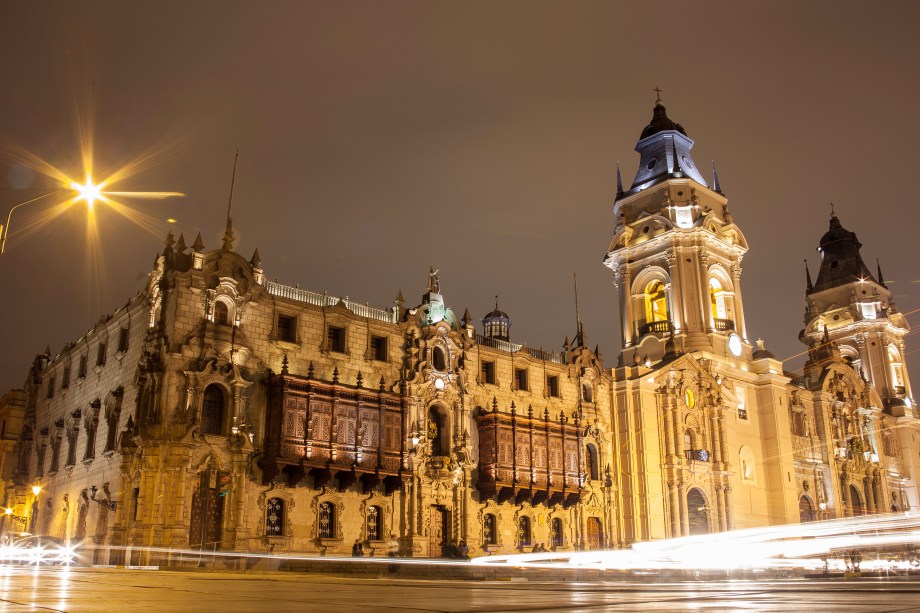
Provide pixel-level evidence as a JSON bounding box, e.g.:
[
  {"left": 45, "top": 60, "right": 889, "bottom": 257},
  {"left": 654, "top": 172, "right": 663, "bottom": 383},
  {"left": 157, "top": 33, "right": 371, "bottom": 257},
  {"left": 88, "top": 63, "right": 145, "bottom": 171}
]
[{"left": 728, "top": 333, "right": 743, "bottom": 357}]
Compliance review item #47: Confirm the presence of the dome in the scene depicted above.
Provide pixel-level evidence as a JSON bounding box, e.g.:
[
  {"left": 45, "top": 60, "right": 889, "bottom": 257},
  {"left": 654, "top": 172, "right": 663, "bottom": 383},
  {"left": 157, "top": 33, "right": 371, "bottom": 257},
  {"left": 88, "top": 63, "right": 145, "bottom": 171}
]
[
  {"left": 639, "top": 103, "right": 687, "bottom": 140},
  {"left": 482, "top": 298, "right": 511, "bottom": 342}
]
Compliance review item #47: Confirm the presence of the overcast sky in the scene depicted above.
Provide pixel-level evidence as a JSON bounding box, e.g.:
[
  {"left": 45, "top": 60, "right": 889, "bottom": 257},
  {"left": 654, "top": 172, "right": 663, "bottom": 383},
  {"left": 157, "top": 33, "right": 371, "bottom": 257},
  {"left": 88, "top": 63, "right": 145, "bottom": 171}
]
[{"left": 1, "top": 1, "right": 919, "bottom": 394}]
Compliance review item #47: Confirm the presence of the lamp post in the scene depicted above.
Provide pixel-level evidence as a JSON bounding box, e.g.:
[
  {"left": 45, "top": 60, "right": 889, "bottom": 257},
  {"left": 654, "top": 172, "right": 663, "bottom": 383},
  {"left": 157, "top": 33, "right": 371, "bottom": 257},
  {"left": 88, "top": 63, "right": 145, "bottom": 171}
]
[{"left": 0, "top": 180, "right": 100, "bottom": 254}]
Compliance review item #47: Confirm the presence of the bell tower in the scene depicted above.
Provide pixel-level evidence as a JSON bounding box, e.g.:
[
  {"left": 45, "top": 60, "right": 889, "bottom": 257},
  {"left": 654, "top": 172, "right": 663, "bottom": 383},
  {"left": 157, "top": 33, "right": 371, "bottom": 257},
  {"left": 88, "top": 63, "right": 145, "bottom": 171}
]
[
  {"left": 802, "top": 212, "right": 914, "bottom": 414},
  {"left": 603, "top": 99, "right": 750, "bottom": 367}
]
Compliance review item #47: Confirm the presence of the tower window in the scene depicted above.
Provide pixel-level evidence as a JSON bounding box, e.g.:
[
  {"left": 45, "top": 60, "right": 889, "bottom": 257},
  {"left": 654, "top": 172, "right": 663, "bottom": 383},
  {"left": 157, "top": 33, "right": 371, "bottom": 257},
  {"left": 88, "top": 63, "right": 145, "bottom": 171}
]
[
  {"left": 515, "top": 368, "right": 529, "bottom": 391},
  {"left": 582, "top": 382, "right": 593, "bottom": 403},
  {"left": 644, "top": 280, "right": 669, "bottom": 323},
  {"left": 96, "top": 342, "right": 107, "bottom": 367},
  {"left": 432, "top": 346, "right": 447, "bottom": 371},
  {"left": 481, "top": 361, "right": 496, "bottom": 385},
  {"left": 78, "top": 356, "right": 88, "bottom": 378},
  {"left": 371, "top": 335, "right": 388, "bottom": 361}
]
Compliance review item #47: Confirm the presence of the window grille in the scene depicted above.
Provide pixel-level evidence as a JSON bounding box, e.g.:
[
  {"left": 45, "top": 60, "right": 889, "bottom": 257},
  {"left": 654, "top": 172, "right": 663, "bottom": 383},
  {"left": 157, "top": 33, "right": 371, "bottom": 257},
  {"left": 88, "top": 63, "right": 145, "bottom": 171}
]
[
  {"left": 265, "top": 497, "right": 284, "bottom": 536},
  {"left": 366, "top": 505, "right": 382, "bottom": 541},
  {"left": 318, "top": 501, "right": 335, "bottom": 539},
  {"left": 483, "top": 514, "right": 497, "bottom": 545}
]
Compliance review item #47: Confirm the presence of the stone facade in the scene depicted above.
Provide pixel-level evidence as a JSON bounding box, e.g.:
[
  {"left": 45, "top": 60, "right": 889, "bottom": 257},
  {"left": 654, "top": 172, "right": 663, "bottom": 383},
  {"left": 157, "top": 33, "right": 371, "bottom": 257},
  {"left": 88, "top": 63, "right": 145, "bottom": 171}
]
[{"left": 4, "top": 101, "right": 918, "bottom": 564}]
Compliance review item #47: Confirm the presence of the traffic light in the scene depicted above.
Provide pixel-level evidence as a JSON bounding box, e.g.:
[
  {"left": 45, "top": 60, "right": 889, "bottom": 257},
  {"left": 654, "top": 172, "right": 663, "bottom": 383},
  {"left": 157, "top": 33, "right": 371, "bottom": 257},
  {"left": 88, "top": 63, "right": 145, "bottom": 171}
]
[{"left": 218, "top": 472, "right": 232, "bottom": 497}]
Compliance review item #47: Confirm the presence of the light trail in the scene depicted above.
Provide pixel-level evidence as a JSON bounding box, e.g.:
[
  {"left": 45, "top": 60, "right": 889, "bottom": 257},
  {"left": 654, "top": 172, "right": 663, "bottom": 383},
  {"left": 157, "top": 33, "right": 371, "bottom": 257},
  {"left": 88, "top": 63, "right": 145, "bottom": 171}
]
[{"left": 471, "top": 512, "right": 920, "bottom": 573}]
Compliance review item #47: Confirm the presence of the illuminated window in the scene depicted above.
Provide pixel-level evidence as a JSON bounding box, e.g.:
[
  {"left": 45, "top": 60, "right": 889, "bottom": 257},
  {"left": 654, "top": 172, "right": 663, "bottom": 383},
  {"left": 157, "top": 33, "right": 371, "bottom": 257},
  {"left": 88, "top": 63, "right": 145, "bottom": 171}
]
[
  {"left": 517, "top": 516, "right": 532, "bottom": 548},
  {"left": 551, "top": 517, "right": 564, "bottom": 548},
  {"left": 366, "top": 505, "right": 383, "bottom": 541},
  {"left": 888, "top": 345, "right": 905, "bottom": 389},
  {"left": 735, "top": 385, "right": 748, "bottom": 420},
  {"left": 709, "top": 278, "right": 725, "bottom": 319},
  {"left": 644, "top": 280, "right": 668, "bottom": 323},
  {"left": 318, "top": 501, "right": 336, "bottom": 539}
]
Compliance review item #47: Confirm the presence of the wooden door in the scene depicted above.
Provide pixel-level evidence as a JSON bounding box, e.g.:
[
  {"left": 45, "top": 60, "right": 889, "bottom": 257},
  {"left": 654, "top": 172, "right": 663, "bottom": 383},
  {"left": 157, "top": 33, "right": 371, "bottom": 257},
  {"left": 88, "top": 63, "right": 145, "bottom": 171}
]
[
  {"left": 429, "top": 507, "right": 449, "bottom": 557},
  {"left": 189, "top": 471, "right": 225, "bottom": 550},
  {"left": 586, "top": 517, "right": 602, "bottom": 550}
]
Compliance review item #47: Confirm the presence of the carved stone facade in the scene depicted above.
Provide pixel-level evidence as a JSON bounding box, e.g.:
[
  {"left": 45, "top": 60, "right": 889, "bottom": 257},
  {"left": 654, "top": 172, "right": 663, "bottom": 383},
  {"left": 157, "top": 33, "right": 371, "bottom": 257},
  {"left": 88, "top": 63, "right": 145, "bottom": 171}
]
[{"left": 5, "top": 101, "right": 918, "bottom": 562}]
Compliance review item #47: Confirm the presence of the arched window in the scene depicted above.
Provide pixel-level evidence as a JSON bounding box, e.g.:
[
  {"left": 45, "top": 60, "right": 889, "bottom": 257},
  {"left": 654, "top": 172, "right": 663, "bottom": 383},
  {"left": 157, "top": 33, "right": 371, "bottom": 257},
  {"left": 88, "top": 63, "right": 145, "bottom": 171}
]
[
  {"left": 551, "top": 517, "right": 563, "bottom": 549},
  {"left": 214, "top": 301, "right": 229, "bottom": 325},
  {"left": 483, "top": 514, "right": 497, "bottom": 546},
  {"left": 739, "top": 445, "right": 756, "bottom": 484},
  {"left": 432, "top": 346, "right": 447, "bottom": 371},
  {"left": 644, "top": 280, "right": 669, "bottom": 323},
  {"left": 428, "top": 407, "right": 445, "bottom": 456},
  {"left": 318, "top": 501, "right": 336, "bottom": 539},
  {"left": 582, "top": 382, "right": 593, "bottom": 403},
  {"left": 517, "top": 516, "right": 532, "bottom": 548},
  {"left": 586, "top": 444, "right": 599, "bottom": 481},
  {"left": 201, "top": 385, "right": 226, "bottom": 435},
  {"left": 888, "top": 345, "right": 905, "bottom": 389},
  {"left": 709, "top": 278, "right": 724, "bottom": 320},
  {"left": 265, "top": 497, "right": 285, "bottom": 536},
  {"left": 366, "top": 505, "right": 383, "bottom": 541}
]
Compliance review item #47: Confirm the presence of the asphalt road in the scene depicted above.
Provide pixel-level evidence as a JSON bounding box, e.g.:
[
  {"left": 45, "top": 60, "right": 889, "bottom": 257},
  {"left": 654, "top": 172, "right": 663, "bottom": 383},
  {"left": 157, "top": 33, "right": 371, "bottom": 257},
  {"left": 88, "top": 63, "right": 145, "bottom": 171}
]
[{"left": 0, "top": 566, "right": 918, "bottom": 612}]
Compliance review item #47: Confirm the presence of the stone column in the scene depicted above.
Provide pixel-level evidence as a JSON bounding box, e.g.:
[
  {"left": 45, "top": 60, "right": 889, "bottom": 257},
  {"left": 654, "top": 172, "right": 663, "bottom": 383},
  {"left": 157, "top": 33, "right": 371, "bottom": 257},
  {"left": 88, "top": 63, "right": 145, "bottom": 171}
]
[{"left": 731, "top": 262, "right": 748, "bottom": 341}]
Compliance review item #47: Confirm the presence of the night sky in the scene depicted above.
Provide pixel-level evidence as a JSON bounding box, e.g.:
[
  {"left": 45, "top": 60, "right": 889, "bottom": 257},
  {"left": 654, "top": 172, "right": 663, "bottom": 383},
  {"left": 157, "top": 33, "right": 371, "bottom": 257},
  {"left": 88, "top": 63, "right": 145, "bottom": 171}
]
[{"left": 2, "top": 2, "right": 919, "bottom": 394}]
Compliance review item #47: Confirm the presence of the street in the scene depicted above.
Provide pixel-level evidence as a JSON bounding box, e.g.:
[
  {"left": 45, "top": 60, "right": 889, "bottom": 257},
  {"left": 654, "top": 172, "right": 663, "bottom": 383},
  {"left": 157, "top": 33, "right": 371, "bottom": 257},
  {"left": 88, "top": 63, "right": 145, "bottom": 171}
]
[{"left": 0, "top": 566, "right": 918, "bottom": 612}]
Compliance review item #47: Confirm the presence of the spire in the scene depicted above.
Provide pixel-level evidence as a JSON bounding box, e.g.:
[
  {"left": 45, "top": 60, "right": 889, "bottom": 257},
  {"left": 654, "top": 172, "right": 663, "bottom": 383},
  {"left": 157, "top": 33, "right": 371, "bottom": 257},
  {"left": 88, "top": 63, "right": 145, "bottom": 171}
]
[
  {"left": 711, "top": 161, "right": 722, "bottom": 193},
  {"left": 877, "top": 258, "right": 887, "bottom": 288},
  {"left": 462, "top": 308, "right": 472, "bottom": 327},
  {"left": 616, "top": 161, "right": 624, "bottom": 197},
  {"left": 192, "top": 232, "right": 204, "bottom": 252},
  {"left": 805, "top": 259, "right": 813, "bottom": 292},
  {"left": 574, "top": 273, "right": 585, "bottom": 347},
  {"left": 222, "top": 150, "right": 239, "bottom": 252},
  {"left": 175, "top": 233, "right": 187, "bottom": 253},
  {"left": 163, "top": 230, "right": 175, "bottom": 253},
  {"left": 250, "top": 248, "right": 261, "bottom": 268}
]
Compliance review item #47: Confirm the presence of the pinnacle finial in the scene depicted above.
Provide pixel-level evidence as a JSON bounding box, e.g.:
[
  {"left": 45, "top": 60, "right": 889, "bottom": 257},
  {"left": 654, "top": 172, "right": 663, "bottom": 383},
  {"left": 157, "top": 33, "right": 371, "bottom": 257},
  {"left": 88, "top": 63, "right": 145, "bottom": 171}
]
[
  {"left": 711, "top": 161, "right": 722, "bottom": 193},
  {"left": 250, "top": 248, "right": 261, "bottom": 268},
  {"left": 616, "top": 161, "right": 624, "bottom": 196},
  {"left": 653, "top": 86, "right": 663, "bottom": 104},
  {"left": 175, "top": 233, "right": 187, "bottom": 253},
  {"left": 192, "top": 232, "right": 204, "bottom": 252},
  {"left": 805, "top": 259, "right": 813, "bottom": 292},
  {"left": 877, "top": 258, "right": 887, "bottom": 288},
  {"left": 830, "top": 202, "right": 836, "bottom": 219},
  {"left": 223, "top": 150, "right": 239, "bottom": 251}
]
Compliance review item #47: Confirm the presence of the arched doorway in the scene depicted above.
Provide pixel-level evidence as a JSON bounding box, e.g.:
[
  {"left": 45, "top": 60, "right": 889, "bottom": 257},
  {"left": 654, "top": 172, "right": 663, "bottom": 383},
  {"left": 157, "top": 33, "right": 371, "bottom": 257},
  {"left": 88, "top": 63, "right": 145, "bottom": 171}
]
[
  {"left": 586, "top": 517, "right": 603, "bottom": 550},
  {"left": 687, "top": 488, "right": 710, "bottom": 535},
  {"left": 799, "top": 495, "right": 816, "bottom": 522},
  {"left": 849, "top": 484, "right": 865, "bottom": 516},
  {"left": 429, "top": 506, "right": 450, "bottom": 557},
  {"left": 189, "top": 469, "right": 226, "bottom": 550}
]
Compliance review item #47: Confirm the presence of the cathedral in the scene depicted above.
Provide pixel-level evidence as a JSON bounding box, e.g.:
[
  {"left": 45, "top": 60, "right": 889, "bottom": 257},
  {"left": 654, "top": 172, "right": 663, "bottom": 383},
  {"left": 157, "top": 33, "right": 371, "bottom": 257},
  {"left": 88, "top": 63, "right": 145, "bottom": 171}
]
[{"left": 4, "top": 100, "right": 917, "bottom": 564}]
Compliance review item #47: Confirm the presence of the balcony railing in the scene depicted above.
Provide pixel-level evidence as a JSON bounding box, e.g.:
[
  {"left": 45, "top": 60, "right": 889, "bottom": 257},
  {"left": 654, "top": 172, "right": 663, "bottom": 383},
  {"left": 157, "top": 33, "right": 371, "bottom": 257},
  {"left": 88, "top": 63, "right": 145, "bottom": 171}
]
[
  {"left": 475, "top": 334, "right": 565, "bottom": 364},
  {"left": 713, "top": 318, "right": 735, "bottom": 332},
  {"left": 266, "top": 281, "right": 397, "bottom": 324},
  {"left": 640, "top": 320, "right": 672, "bottom": 336}
]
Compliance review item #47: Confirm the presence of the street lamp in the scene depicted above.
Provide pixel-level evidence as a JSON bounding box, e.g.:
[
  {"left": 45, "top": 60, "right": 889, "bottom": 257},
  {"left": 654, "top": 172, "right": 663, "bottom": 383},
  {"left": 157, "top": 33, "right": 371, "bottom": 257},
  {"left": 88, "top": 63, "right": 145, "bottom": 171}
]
[{"left": 0, "top": 179, "right": 101, "bottom": 254}]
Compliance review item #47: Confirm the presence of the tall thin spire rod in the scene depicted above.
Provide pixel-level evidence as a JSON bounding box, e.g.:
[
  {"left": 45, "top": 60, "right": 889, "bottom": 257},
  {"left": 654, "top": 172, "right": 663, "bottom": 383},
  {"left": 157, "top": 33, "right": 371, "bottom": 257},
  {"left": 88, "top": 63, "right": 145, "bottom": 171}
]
[
  {"left": 574, "top": 273, "right": 584, "bottom": 346},
  {"left": 223, "top": 150, "right": 239, "bottom": 251}
]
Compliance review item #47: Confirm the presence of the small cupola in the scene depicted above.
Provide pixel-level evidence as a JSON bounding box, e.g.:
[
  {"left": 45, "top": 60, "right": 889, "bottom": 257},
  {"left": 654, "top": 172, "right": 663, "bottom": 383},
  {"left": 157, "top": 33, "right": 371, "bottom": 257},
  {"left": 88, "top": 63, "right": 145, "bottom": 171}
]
[{"left": 482, "top": 297, "right": 511, "bottom": 342}]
